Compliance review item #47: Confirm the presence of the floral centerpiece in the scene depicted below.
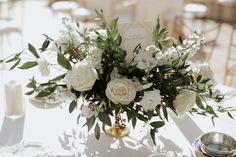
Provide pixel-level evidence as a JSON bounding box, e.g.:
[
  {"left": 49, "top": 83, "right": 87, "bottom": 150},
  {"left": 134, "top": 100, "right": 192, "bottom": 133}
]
[{"left": 1, "top": 10, "right": 234, "bottom": 144}]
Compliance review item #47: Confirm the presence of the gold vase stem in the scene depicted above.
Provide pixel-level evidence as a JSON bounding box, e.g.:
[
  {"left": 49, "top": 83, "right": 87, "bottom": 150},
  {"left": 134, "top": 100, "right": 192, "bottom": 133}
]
[{"left": 106, "top": 111, "right": 130, "bottom": 137}]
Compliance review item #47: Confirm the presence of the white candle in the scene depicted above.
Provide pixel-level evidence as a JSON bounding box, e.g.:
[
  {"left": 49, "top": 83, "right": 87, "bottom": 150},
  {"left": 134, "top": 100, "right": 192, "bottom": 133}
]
[{"left": 4, "top": 80, "right": 24, "bottom": 117}]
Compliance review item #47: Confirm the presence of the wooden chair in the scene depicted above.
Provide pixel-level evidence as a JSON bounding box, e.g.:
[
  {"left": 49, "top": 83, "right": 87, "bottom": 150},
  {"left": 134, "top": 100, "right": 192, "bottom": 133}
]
[{"left": 224, "top": 25, "right": 236, "bottom": 86}]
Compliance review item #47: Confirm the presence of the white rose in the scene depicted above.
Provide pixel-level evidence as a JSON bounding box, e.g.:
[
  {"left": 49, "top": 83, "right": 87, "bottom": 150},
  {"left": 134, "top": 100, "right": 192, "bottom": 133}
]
[
  {"left": 134, "top": 51, "right": 157, "bottom": 70},
  {"left": 88, "top": 29, "right": 107, "bottom": 40},
  {"left": 81, "top": 105, "right": 99, "bottom": 118},
  {"left": 66, "top": 60, "right": 98, "bottom": 92},
  {"left": 106, "top": 78, "right": 137, "bottom": 105},
  {"left": 145, "top": 45, "right": 160, "bottom": 56},
  {"left": 173, "top": 90, "right": 196, "bottom": 116},
  {"left": 140, "top": 90, "right": 162, "bottom": 112},
  {"left": 37, "top": 57, "right": 50, "bottom": 77}
]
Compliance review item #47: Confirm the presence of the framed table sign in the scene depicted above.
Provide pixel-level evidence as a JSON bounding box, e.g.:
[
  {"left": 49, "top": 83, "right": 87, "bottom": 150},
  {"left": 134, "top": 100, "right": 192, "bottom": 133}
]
[{"left": 118, "top": 22, "right": 153, "bottom": 62}]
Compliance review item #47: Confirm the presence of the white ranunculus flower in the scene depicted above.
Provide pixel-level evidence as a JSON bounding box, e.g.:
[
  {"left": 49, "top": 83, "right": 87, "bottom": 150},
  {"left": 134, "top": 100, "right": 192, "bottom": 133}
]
[
  {"left": 134, "top": 51, "right": 157, "bottom": 70},
  {"left": 87, "top": 29, "right": 107, "bottom": 40},
  {"left": 194, "top": 63, "right": 215, "bottom": 85},
  {"left": 140, "top": 90, "right": 162, "bottom": 112},
  {"left": 106, "top": 78, "right": 137, "bottom": 105},
  {"left": 67, "top": 60, "right": 98, "bottom": 92},
  {"left": 37, "top": 57, "right": 50, "bottom": 77},
  {"left": 81, "top": 105, "right": 99, "bottom": 118},
  {"left": 145, "top": 45, "right": 160, "bottom": 56},
  {"left": 173, "top": 90, "right": 196, "bottom": 116}
]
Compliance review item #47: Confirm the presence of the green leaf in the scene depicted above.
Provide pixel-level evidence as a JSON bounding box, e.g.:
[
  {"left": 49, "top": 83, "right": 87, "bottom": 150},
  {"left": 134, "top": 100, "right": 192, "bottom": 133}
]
[
  {"left": 150, "top": 121, "right": 165, "bottom": 128},
  {"left": 95, "top": 123, "right": 100, "bottom": 140},
  {"left": 10, "top": 59, "right": 21, "bottom": 70},
  {"left": 98, "top": 112, "right": 111, "bottom": 126},
  {"left": 132, "top": 117, "right": 137, "bottom": 128},
  {"left": 137, "top": 114, "right": 148, "bottom": 122},
  {"left": 27, "top": 81, "right": 36, "bottom": 89},
  {"left": 19, "top": 61, "right": 38, "bottom": 69},
  {"left": 35, "top": 86, "right": 57, "bottom": 98},
  {"left": 51, "top": 74, "right": 66, "bottom": 82},
  {"left": 25, "top": 90, "right": 34, "bottom": 95},
  {"left": 40, "top": 39, "right": 50, "bottom": 52},
  {"left": 206, "top": 105, "right": 217, "bottom": 117},
  {"left": 69, "top": 99, "right": 77, "bottom": 113},
  {"left": 227, "top": 112, "right": 234, "bottom": 119},
  {"left": 195, "top": 96, "right": 205, "bottom": 110},
  {"left": 162, "top": 106, "right": 168, "bottom": 121},
  {"left": 211, "top": 116, "right": 215, "bottom": 126},
  {"left": 150, "top": 129, "right": 156, "bottom": 145},
  {"left": 197, "top": 75, "right": 202, "bottom": 82},
  {"left": 85, "top": 116, "right": 96, "bottom": 132},
  {"left": 57, "top": 52, "right": 72, "bottom": 70},
  {"left": 28, "top": 43, "right": 40, "bottom": 58},
  {"left": 6, "top": 53, "right": 21, "bottom": 63}
]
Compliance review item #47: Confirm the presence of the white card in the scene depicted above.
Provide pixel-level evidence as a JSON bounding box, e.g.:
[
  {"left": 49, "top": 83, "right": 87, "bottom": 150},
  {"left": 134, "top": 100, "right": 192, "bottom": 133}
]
[{"left": 118, "top": 22, "right": 153, "bottom": 62}]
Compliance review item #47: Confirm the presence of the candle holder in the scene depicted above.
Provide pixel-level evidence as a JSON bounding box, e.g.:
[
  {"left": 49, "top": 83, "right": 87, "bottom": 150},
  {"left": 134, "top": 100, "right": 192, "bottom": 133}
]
[{"left": 4, "top": 80, "right": 25, "bottom": 118}]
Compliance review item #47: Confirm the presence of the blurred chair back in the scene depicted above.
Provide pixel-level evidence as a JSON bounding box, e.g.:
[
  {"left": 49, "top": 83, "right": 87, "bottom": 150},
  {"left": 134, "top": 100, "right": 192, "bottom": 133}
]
[{"left": 85, "top": 0, "right": 113, "bottom": 22}]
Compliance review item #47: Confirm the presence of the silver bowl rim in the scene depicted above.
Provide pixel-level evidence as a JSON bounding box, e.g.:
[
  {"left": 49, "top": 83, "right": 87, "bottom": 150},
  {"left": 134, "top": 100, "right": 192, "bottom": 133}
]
[{"left": 199, "top": 132, "right": 236, "bottom": 155}]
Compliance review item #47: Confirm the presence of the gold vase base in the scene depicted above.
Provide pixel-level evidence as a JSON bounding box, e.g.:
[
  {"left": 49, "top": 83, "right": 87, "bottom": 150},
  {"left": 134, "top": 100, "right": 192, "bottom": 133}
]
[{"left": 106, "top": 124, "right": 130, "bottom": 137}]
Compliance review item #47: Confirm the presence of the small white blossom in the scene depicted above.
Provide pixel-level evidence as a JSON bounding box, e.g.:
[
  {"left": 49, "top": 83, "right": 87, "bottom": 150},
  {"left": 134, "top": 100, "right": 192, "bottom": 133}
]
[
  {"left": 145, "top": 45, "right": 160, "bottom": 56},
  {"left": 37, "top": 57, "right": 50, "bottom": 77},
  {"left": 173, "top": 90, "right": 196, "bottom": 116},
  {"left": 194, "top": 62, "right": 215, "bottom": 86},
  {"left": 81, "top": 105, "right": 99, "bottom": 118},
  {"left": 134, "top": 51, "right": 157, "bottom": 70},
  {"left": 87, "top": 29, "right": 108, "bottom": 40},
  {"left": 156, "top": 47, "right": 179, "bottom": 65},
  {"left": 140, "top": 90, "right": 162, "bottom": 112},
  {"left": 183, "top": 32, "right": 205, "bottom": 57},
  {"left": 110, "top": 67, "right": 122, "bottom": 80},
  {"left": 87, "top": 46, "right": 103, "bottom": 73}
]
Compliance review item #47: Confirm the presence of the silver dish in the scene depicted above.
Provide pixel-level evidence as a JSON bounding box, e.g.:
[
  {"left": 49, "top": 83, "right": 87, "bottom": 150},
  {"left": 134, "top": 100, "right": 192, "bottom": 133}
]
[
  {"left": 199, "top": 132, "right": 236, "bottom": 157},
  {"left": 192, "top": 138, "right": 209, "bottom": 157}
]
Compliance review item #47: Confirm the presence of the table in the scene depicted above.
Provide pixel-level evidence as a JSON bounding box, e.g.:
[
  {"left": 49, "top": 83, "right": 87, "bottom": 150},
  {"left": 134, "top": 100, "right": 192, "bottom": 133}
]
[{"left": 0, "top": 70, "right": 236, "bottom": 156}]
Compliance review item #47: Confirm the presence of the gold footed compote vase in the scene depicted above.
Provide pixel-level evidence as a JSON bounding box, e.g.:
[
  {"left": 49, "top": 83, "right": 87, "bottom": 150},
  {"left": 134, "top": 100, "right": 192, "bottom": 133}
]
[{"left": 106, "top": 112, "right": 130, "bottom": 137}]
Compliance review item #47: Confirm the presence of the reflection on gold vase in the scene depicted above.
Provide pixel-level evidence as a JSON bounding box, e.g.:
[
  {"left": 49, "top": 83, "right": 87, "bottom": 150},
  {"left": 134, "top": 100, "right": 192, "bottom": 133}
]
[{"left": 106, "top": 112, "right": 130, "bottom": 137}]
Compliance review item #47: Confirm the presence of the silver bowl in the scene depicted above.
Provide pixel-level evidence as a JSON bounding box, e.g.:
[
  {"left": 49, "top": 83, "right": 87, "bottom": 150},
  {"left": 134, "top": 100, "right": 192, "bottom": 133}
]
[{"left": 199, "top": 132, "right": 236, "bottom": 157}]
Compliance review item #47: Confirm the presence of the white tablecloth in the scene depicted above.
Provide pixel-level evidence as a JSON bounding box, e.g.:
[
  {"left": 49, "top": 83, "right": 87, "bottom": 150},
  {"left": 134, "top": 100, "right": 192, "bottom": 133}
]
[{"left": 0, "top": 70, "right": 236, "bottom": 156}]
